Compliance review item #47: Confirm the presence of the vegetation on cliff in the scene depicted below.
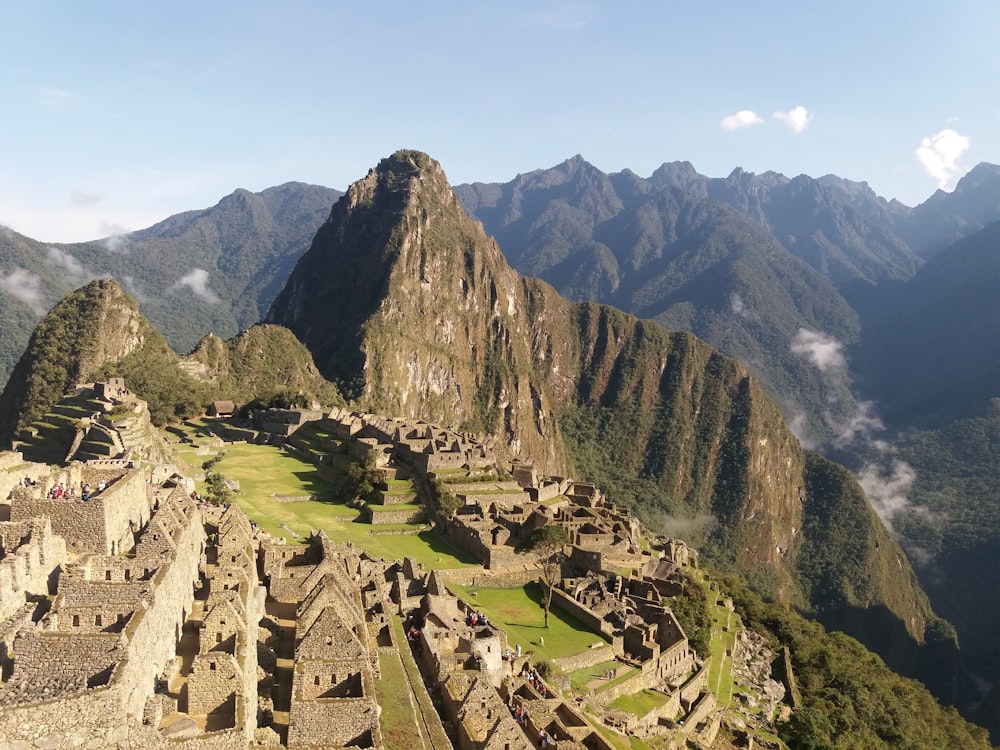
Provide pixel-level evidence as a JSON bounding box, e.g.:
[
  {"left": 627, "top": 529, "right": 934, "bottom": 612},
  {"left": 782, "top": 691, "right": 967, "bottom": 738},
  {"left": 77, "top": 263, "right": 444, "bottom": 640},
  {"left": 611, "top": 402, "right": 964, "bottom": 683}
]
[
  {"left": 0, "top": 280, "right": 342, "bottom": 443},
  {"left": 718, "top": 572, "right": 990, "bottom": 750}
]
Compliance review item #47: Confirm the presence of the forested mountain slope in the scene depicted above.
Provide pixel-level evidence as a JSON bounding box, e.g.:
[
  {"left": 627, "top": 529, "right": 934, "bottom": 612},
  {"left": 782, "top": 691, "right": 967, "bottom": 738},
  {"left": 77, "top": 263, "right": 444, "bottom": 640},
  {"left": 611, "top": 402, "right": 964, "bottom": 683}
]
[{"left": 0, "top": 182, "right": 340, "bottom": 386}]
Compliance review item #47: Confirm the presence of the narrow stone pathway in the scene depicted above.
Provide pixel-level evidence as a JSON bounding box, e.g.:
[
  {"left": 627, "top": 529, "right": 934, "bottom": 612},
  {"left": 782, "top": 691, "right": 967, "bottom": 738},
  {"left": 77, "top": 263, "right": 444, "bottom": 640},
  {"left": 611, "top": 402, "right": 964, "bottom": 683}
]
[{"left": 266, "top": 600, "right": 298, "bottom": 744}]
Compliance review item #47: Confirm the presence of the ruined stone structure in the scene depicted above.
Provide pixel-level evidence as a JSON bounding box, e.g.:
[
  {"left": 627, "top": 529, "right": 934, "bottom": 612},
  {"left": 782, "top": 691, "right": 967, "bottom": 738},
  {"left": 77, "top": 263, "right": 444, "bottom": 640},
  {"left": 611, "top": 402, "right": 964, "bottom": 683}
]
[
  {"left": 0, "top": 517, "right": 66, "bottom": 623},
  {"left": 264, "top": 533, "right": 383, "bottom": 749},
  {"left": 0, "top": 485, "right": 205, "bottom": 748},
  {"left": 10, "top": 464, "right": 153, "bottom": 555}
]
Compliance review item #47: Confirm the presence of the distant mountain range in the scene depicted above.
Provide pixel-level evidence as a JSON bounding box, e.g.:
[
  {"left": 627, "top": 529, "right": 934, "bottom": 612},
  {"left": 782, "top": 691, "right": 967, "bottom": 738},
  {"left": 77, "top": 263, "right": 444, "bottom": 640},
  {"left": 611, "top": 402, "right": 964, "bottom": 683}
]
[
  {"left": 3, "top": 154, "right": 1000, "bottom": 730},
  {"left": 0, "top": 181, "right": 341, "bottom": 384}
]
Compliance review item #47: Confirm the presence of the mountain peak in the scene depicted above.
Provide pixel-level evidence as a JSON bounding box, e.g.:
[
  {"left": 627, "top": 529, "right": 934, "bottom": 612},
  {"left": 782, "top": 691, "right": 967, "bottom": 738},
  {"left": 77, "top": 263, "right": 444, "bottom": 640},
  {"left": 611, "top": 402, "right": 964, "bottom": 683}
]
[{"left": 953, "top": 161, "right": 1000, "bottom": 193}]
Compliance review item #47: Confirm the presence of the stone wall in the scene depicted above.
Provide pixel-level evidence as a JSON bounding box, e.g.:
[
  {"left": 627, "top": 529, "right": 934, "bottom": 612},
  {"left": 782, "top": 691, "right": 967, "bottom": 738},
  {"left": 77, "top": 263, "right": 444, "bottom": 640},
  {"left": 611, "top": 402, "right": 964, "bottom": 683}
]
[
  {"left": 9, "top": 466, "right": 152, "bottom": 555},
  {"left": 549, "top": 587, "right": 615, "bottom": 638},
  {"left": 286, "top": 696, "right": 380, "bottom": 748},
  {"left": 552, "top": 644, "right": 616, "bottom": 673},
  {"left": 0, "top": 454, "right": 50, "bottom": 501},
  {"left": 0, "top": 517, "right": 66, "bottom": 622},
  {"left": 187, "top": 653, "right": 240, "bottom": 716},
  {"left": 365, "top": 506, "right": 424, "bottom": 524},
  {"left": 0, "top": 493, "right": 205, "bottom": 746}
]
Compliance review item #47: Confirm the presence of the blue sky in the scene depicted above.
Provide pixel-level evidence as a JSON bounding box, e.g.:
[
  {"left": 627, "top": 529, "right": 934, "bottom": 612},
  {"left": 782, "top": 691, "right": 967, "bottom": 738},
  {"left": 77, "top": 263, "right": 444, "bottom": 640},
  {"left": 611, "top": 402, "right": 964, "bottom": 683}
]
[{"left": 2, "top": 1, "right": 998, "bottom": 242}]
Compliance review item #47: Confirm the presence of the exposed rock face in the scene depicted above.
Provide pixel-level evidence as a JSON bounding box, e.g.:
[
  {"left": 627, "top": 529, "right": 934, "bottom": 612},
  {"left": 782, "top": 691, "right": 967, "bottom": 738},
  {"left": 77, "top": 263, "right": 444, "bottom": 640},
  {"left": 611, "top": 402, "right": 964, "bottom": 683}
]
[
  {"left": 269, "top": 151, "right": 565, "bottom": 468},
  {"left": 267, "top": 150, "right": 939, "bottom": 664},
  {"left": 0, "top": 278, "right": 151, "bottom": 444}
]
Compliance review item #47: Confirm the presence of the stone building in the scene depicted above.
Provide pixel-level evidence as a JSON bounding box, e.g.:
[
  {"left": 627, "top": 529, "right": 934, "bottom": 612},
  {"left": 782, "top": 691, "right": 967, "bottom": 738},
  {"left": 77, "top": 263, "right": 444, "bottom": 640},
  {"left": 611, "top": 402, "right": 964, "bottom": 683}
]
[{"left": 0, "top": 487, "right": 205, "bottom": 747}]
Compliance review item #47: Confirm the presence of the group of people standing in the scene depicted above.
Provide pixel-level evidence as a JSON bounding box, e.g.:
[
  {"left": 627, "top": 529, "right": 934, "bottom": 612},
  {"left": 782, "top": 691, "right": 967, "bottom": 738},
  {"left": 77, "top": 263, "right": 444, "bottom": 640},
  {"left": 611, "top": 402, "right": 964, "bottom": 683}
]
[{"left": 37, "top": 478, "right": 105, "bottom": 501}]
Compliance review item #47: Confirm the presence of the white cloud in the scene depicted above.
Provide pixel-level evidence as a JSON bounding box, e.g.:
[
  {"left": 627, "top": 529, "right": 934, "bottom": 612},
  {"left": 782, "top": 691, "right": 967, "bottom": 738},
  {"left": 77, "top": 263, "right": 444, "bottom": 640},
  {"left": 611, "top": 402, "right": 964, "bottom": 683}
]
[
  {"left": 45, "top": 246, "right": 89, "bottom": 280},
  {"left": 857, "top": 459, "right": 916, "bottom": 531},
  {"left": 0, "top": 268, "right": 47, "bottom": 315},
  {"left": 721, "top": 110, "right": 764, "bottom": 131},
  {"left": 173, "top": 268, "right": 220, "bottom": 304},
  {"left": 0, "top": 201, "right": 160, "bottom": 244},
  {"left": 98, "top": 221, "right": 132, "bottom": 253},
  {"left": 790, "top": 328, "right": 846, "bottom": 372},
  {"left": 121, "top": 275, "right": 149, "bottom": 304},
  {"left": 829, "top": 400, "right": 884, "bottom": 448},
  {"left": 773, "top": 105, "right": 811, "bottom": 133},
  {"left": 730, "top": 292, "right": 746, "bottom": 316},
  {"left": 787, "top": 411, "right": 816, "bottom": 450},
  {"left": 915, "top": 128, "right": 971, "bottom": 189}
]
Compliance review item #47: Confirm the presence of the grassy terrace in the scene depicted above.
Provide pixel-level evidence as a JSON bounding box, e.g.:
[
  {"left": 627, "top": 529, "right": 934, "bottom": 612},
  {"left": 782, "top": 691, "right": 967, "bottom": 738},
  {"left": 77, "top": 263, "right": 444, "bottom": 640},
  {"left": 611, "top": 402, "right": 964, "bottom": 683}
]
[
  {"left": 609, "top": 688, "right": 672, "bottom": 717},
  {"left": 376, "top": 651, "right": 427, "bottom": 749},
  {"left": 707, "top": 597, "right": 738, "bottom": 707},
  {"left": 569, "top": 660, "right": 637, "bottom": 694},
  {"left": 168, "top": 421, "right": 477, "bottom": 570},
  {"left": 451, "top": 582, "right": 609, "bottom": 662}
]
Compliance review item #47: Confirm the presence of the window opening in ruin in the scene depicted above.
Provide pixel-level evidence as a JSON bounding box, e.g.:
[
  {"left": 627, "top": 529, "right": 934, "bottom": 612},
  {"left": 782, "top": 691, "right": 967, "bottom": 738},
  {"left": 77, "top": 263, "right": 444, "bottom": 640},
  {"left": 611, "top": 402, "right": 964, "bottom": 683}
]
[
  {"left": 210, "top": 662, "right": 217, "bottom": 671},
  {"left": 72, "top": 614, "right": 80, "bottom": 626},
  {"left": 216, "top": 632, "right": 222, "bottom": 643},
  {"left": 105, "top": 570, "right": 112, "bottom": 580},
  {"left": 95, "top": 614, "right": 102, "bottom": 627},
  {"left": 314, "top": 676, "right": 320, "bottom": 686}
]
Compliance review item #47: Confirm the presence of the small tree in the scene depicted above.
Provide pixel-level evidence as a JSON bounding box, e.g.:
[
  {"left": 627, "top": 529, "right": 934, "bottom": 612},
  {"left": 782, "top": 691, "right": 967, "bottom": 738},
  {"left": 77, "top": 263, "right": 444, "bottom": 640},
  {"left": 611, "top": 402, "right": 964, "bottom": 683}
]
[
  {"left": 521, "top": 524, "right": 569, "bottom": 628},
  {"left": 346, "top": 453, "right": 382, "bottom": 503},
  {"left": 429, "top": 478, "right": 463, "bottom": 519}
]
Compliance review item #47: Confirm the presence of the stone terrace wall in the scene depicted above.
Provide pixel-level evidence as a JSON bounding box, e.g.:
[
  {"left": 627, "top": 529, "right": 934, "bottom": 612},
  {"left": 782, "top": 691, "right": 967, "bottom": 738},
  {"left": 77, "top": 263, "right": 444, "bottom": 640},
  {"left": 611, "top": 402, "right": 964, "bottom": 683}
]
[
  {"left": 553, "top": 644, "right": 616, "bottom": 673},
  {"left": 0, "top": 454, "right": 50, "bottom": 502},
  {"left": 550, "top": 587, "right": 615, "bottom": 638},
  {"left": 10, "top": 467, "right": 152, "bottom": 555},
  {"left": 0, "top": 518, "right": 66, "bottom": 622}
]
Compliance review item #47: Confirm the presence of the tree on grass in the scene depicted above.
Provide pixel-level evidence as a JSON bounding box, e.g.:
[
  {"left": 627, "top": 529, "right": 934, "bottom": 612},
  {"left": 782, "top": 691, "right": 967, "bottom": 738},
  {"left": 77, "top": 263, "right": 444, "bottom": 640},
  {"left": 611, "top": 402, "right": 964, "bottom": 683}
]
[
  {"left": 429, "top": 477, "right": 463, "bottom": 519},
  {"left": 521, "top": 524, "right": 569, "bottom": 628},
  {"left": 346, "top": 452, "right": 383, "bottom": 503}
]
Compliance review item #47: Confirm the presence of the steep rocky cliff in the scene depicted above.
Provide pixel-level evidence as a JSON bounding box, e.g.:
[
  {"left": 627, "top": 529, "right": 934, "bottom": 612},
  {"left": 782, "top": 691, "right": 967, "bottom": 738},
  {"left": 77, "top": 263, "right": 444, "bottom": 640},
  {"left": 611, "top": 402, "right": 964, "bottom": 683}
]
[
  {"left": 267, "top": 151, "right": 945, "bottom": 667},
  {"left": 0, "top": 278, "right": 153, "bottom": 444}
]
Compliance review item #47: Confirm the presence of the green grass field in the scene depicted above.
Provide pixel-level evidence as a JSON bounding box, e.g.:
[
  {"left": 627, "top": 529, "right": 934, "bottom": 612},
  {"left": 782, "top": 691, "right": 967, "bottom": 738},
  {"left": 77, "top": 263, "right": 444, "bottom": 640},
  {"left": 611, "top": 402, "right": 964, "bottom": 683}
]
[
  {"left": 452, "top": 583, "right": 609, "bottom": 662},
  {"left": 167, "top": 421, "right": 477, "bottom": 570},
  {"left": 376, "top": 651, "right": 425, "bottom": 749},
  {"left": 569, "top": 660, "right": 636, "bottom": 693},
  {"left": 609, "top": 688, "right": 672, "bottom": 718},
  {"left": 707, "top": 597, "right": 738, "bottom": 707}
]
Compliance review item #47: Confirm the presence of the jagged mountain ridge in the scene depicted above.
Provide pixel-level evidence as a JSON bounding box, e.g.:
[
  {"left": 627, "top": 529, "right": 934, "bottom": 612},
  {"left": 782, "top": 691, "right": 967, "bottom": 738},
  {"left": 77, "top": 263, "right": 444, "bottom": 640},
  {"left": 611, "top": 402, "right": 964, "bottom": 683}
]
[
  {"left": 267, "top": 150, "right": 948, "bottom": 682},
  {"left": 0, "top": 181, "right": 341, "bottom": 387}
]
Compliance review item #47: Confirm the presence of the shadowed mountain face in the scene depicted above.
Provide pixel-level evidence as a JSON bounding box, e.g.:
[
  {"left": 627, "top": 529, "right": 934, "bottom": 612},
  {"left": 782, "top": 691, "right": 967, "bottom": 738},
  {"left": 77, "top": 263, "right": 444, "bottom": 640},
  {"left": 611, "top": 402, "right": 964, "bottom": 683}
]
[
  {"left": 268, "top": 150, "right": 950, "bottom": 687},
  {"left": 0, "top": 182, "right": 341, "bottom": 386}
]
